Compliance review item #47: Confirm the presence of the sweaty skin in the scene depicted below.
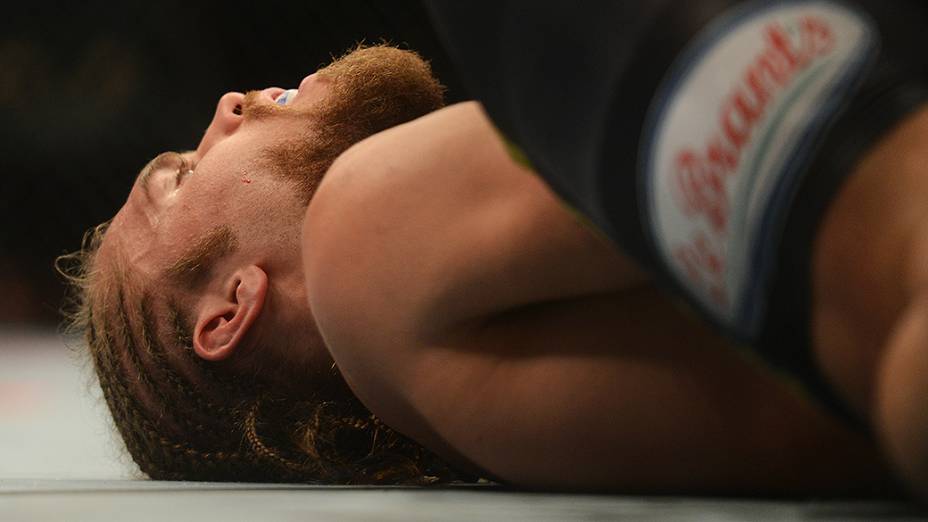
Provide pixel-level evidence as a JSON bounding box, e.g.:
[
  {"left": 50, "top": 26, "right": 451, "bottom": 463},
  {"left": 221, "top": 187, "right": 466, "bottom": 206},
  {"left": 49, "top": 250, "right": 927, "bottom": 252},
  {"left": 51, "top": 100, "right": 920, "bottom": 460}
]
[{"left": 303, "top": 102, "right": 893, "bottom": 493}]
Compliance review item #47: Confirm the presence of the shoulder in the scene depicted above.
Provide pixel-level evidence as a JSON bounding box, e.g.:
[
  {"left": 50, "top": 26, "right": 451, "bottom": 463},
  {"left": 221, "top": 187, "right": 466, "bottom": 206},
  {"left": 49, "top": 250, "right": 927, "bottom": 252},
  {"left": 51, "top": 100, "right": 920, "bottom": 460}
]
[
  {"left": 302, "top": 100, "right": 640, "bottom": 353},
  {"left": 301, "top": 102, "right": 519, "bottom": 371},
  {"left": 300, "top": 100, "right": 644, "bottom": 463},
  {"left": 299, "top": 101, "right": 532, "bottom": 447},
  {"left": 301, "top": 101, "right": 538, "bottom": 340}
]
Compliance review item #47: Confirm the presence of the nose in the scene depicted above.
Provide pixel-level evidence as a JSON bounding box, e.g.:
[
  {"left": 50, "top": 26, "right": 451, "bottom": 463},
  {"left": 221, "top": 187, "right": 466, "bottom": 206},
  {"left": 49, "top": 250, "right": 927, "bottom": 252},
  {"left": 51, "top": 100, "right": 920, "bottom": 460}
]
[{"left": 196, "top": 92, "right": 245, "bottom": 157}]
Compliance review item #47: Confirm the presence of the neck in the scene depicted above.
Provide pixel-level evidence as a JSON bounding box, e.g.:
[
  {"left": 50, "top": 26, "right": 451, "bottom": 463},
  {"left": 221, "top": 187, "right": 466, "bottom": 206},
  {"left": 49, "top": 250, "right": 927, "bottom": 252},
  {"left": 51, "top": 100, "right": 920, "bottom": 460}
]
[{"left": 230, "top": 209, "right": 333, "bottom": 393}]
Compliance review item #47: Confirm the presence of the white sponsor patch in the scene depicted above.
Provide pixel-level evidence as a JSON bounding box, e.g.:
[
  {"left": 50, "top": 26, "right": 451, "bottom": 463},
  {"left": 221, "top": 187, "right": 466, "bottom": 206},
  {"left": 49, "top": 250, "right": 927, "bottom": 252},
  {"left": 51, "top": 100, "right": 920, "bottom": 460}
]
[{"left": 641, "top": 0, "right": 876, "bottom": 336}]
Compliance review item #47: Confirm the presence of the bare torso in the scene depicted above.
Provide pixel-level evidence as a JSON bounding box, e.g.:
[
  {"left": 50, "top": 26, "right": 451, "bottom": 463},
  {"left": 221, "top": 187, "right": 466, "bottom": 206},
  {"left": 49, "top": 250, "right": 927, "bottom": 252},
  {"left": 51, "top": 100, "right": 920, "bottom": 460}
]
[{"left": 302, "top": 101, "right": 902, "bottom": 493}]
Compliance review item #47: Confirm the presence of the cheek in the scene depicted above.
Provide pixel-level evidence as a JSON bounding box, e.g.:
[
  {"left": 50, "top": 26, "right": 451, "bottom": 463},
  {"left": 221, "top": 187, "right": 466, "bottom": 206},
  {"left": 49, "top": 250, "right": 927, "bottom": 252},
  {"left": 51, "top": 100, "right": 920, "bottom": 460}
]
[
  {"left": 183, "top": 128, "right": 292, "bottom": 223},
  {"left": 165, "top": 180, "right": 230, "bottom": 236},
  {"left": 160, "top": 209, "right": 208, "bottom": 251}
]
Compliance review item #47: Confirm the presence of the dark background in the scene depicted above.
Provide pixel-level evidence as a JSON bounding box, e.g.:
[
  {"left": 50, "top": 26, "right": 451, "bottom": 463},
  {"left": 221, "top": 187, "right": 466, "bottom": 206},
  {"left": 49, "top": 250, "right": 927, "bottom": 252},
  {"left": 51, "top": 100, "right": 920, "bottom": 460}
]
[{"left": 0, "top": 0, "right": 467, "bottom": 326}]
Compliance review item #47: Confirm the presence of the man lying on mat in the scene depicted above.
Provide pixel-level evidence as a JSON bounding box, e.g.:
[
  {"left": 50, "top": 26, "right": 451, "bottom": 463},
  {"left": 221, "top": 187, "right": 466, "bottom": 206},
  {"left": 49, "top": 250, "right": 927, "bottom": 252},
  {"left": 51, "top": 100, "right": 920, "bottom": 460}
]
[{"left": 59, "top": 36, "right": 920, "bottom": 495}]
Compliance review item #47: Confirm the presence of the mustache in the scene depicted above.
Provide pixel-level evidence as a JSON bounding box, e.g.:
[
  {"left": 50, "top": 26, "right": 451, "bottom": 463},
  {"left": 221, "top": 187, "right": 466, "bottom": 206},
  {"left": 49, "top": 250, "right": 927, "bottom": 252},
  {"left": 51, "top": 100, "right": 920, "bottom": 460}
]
[{"left": 240, "top": 90, "right": 284, "bottom": 121}]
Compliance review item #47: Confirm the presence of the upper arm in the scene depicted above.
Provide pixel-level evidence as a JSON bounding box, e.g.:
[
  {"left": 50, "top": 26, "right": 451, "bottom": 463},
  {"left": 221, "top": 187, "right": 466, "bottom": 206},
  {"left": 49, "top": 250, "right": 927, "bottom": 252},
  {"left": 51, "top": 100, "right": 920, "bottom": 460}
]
[
  {"left": 301, "top": 102, "right": 648, "bottom": 469},
  {"left": 302, "top": 102, "right": 641, "bottom": 386},
  {"left": 302, "top": 103, "right": 886, "bottom": 492}
]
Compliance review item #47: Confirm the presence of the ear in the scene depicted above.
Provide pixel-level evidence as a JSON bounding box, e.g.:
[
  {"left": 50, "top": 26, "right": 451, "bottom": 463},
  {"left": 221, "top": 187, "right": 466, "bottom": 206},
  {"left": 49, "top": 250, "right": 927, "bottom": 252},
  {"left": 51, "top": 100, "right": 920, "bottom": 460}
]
[{"left": 192, "top": 265, "right": 268, "bottom": 362}]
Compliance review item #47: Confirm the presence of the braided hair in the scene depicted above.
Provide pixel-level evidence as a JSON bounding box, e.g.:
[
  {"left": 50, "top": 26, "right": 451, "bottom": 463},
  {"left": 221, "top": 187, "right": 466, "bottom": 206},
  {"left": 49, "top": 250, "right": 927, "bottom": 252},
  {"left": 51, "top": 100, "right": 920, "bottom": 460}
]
[
  {"left": 57, "top": 223, "right": 466, "bottom": 483},
  {"left": 56, "top": 45, "right": 474, "bottom": 484}
]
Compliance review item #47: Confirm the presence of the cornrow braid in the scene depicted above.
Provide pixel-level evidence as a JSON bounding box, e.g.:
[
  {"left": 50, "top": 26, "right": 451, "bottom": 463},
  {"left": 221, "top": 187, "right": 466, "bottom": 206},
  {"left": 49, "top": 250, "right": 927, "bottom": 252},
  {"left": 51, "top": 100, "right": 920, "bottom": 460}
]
[
  {"left": 243, "top": 398, "right": 323, "bottom": 480},
  {"left": 88, "top": 315, "right": 156, "bottom": 471},
  {"left": 139, "top": 299, "right": 229, "bottom": 426},
  {"left": 164, "top": 301, "right": 229, "bottom": 392},
  {"left": 126, "top": 291, "right": 285, "bottom": 481},
  {"left": 109, "top": 286, "right": 256, "bottom": 480},
  {"left": 58, "top": 223, "right": 471, "bottom": 485}
]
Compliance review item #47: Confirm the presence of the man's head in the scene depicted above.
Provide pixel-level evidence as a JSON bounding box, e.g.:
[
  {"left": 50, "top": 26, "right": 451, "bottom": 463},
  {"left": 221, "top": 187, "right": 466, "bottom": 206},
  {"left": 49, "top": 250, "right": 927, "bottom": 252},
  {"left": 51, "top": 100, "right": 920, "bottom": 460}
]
[{"left": 59, "top": 45, "right": 458, "bottom": 483}]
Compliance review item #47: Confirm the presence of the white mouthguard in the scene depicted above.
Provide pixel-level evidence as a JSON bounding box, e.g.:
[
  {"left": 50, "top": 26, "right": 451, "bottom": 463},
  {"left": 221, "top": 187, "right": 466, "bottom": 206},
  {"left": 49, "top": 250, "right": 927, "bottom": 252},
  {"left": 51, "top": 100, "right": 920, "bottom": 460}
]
[{"left": 275, "top": 89, "right": 299, "bottom": 106}]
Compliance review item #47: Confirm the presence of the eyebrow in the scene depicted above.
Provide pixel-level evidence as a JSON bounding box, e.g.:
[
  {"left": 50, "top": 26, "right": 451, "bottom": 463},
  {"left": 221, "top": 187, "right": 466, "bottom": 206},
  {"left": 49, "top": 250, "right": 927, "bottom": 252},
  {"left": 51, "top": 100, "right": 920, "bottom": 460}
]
[{"left": 136, "top": 152, "right": 172, "bottom": 201}]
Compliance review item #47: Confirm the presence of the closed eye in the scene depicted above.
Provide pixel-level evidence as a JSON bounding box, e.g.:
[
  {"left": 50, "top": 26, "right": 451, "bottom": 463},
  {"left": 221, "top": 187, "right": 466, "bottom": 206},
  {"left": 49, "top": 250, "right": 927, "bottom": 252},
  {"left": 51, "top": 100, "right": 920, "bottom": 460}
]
[{"left": 174, "top": 154, "right": 197, "bottom": 186}]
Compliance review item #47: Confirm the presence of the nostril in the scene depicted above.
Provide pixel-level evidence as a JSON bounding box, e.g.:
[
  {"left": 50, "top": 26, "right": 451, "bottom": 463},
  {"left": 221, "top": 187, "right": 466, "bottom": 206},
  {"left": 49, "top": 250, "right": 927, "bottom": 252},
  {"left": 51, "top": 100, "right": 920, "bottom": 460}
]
[{"left": 232, "top": 104, "right": 243, "bottom": 116}]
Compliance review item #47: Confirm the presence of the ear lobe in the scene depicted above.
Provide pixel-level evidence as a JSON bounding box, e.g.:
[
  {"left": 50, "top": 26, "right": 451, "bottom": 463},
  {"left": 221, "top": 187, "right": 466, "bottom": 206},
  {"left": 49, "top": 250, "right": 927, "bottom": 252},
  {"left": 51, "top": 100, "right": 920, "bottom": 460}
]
[{"left": 192, "top": 265, "right": 269, "bottom": 362}]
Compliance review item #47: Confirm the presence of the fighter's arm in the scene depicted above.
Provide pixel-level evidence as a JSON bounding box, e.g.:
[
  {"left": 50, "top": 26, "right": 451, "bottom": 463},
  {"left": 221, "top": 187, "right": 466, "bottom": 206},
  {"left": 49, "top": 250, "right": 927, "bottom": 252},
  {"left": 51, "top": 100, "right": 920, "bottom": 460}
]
[
  {"left": 303, "top": 101, "right": 644, "bottom": 381},
  {"left": 302, "top": 102, "right": 887, "bottom": 492},
  {"left": 305, "top": 102, "right": 644, "bottom": 338}
]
